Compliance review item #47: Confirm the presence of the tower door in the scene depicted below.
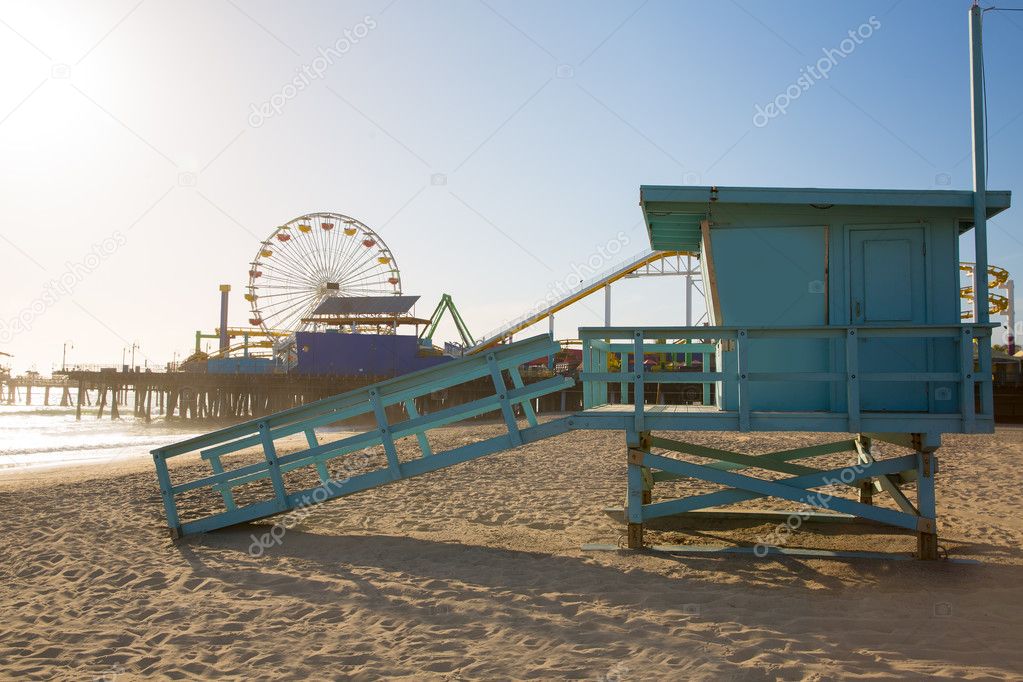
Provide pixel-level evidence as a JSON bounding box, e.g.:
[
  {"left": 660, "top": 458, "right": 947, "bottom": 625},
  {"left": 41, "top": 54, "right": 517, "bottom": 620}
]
[{"left": 849, "top": 226, "right": 928, "bottom": 411}]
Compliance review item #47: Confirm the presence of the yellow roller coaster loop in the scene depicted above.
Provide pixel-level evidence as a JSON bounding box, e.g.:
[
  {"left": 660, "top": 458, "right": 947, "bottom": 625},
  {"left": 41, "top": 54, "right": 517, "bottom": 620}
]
[
  {"left": 207, "top": 340, "right": 275, "bottom": 359},
  {"left": 959, "top": 262, "right": 1011, "bottom": 320}
]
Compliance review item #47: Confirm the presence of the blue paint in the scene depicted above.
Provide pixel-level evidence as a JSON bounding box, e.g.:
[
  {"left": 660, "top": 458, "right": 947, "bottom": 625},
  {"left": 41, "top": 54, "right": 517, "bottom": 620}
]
[
  {"left": 151, "top": 334, "right": 571, "bottom": 537},
  {"left": 294, "top": 331, "right": 450, "bottom": 376},
  {"left": 207, "top": 357, "right": 275, "bottom": 374},
  {"left": 635, "top": 185, "right": 1010, "bottom": 420}
]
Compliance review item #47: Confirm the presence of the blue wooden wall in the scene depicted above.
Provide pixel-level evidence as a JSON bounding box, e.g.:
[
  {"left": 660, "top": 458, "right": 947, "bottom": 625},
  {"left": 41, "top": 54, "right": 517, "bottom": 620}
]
[{"left": 704, "top": 204, "right": 962, "bottom": 413}]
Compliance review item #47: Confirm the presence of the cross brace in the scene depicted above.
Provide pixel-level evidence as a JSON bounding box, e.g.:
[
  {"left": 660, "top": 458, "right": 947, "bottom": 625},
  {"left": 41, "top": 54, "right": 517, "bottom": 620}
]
[{"left": 624, "top": 434, "right": 939, "bottom": 558}]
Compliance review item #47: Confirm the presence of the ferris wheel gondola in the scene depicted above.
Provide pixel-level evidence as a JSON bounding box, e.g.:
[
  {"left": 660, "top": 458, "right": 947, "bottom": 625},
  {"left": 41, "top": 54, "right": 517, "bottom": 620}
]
[{"left": 246, "top": 212, "right": 401, "bottom": 335}]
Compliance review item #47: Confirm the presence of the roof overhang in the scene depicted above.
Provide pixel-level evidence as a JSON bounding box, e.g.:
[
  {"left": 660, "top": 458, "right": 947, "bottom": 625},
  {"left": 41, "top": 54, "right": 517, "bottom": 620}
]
[
  {"left": 312, "top": 295, "right": 420, "bottom": 316},
  {"left": 640, "top": 185, "right": 1012, "bottom": 251}
]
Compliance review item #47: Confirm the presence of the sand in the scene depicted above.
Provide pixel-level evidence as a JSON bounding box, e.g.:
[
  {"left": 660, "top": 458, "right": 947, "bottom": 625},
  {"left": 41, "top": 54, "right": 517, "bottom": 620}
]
[{"left": 2, "top": 423, "right": 1023, "bottom": 680}]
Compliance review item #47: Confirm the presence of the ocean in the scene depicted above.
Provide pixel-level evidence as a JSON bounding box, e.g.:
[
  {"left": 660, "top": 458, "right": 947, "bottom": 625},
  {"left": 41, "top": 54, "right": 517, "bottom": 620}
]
[{"left": 0, "top": 405, "right": 204, "bottom": 473}]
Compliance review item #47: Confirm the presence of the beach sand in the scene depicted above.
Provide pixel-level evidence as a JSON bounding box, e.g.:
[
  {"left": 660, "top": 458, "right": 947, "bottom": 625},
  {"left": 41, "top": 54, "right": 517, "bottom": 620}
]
[{"left": 2, "top": 423, "right": 1022, "bottom": 680}]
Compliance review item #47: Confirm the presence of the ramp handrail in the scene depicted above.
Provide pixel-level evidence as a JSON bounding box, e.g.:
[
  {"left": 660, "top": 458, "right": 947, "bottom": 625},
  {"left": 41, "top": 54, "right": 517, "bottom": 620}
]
[{"left": 152, "top": 334, "right": 575, "bottom": 538}]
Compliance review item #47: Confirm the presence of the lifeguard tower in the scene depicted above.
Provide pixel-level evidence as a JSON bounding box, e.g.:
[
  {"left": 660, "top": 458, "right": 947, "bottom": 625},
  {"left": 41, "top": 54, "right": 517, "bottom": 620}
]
[
  {"left": 574, "top": 184, "right": 1009, "bottom": 558},
  {"left": 151, "top": 5, "right": 1010, "bottom": 560}
]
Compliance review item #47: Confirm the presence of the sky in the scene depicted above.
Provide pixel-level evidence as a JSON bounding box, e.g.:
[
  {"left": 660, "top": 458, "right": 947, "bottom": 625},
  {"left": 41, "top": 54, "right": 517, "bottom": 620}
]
[{"left": 0, "top": 0, "right": 1021, "bottom": 374}]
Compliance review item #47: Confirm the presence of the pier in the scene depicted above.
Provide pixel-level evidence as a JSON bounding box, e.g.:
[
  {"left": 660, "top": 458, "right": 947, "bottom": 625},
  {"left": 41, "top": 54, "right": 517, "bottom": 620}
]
[{"left": 0, "top": 367, "right": 733, "bottom": 423}]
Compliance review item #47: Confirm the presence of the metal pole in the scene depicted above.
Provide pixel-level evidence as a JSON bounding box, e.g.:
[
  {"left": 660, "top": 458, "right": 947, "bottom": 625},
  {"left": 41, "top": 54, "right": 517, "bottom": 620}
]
[
  {"left": 970, "top": 2, "right": 993, "bottom": 417},
  {"left": 1006, "top": 279, "right": 1016, "bottom": 353},
  {"left": 970, "top": 3, "right": 988, "bottom": 325},
  {"left": 548, "top": 314, "right": 555, "bottom": 369},
  {"left": 604, "top": 284, "right": 611, "bottom": 326},
  {"left": 219, "top": 284, "right": 231, "bottom": 352},
  {"left": 685, "top": 256, "right": 693, "bottom": 326}
]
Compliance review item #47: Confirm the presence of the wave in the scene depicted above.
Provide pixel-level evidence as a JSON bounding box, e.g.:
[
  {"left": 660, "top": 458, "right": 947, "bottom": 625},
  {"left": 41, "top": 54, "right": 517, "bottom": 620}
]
[
  {"left": 0, "top": 435, "right": 186, "bottom": 457},
  {"left": 0, "top": 407, "right": 78, "bottom": 417}
]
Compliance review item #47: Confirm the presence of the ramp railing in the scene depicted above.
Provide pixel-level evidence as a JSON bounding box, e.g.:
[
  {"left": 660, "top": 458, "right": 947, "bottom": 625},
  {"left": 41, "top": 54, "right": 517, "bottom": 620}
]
[{"left": 152, "top": 334, "right": 575, "bottom": 537}]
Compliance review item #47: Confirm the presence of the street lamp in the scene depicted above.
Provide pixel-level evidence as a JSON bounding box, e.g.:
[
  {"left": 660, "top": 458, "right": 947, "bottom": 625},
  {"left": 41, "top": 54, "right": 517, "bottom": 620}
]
[
  {"left": 62, "top": 340, "right": 73, "bottom": 372},
  {"left": 130, "top": 342, "right": 139, "bottom": 371}
]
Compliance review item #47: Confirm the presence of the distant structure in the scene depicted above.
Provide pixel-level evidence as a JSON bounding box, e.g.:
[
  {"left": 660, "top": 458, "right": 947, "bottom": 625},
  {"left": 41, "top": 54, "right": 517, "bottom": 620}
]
[{"left": 295, "top": 295, "right": 448, "bottom": 376}]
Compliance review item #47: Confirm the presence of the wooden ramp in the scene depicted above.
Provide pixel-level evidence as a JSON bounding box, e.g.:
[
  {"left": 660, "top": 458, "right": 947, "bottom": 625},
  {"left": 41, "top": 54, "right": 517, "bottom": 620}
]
[{"left": 152, "top": 334, "right": 573, "bottom": 538}]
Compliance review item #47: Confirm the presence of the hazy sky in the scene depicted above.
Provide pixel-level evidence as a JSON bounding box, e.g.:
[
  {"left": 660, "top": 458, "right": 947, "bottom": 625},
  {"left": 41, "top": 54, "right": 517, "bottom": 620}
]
[{"left": 1, "top": 0, "right": 1020, "bottom": 374}]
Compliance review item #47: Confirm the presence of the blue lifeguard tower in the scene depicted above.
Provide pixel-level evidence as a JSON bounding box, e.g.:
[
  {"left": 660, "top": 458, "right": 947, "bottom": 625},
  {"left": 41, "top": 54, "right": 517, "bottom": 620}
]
[
  {"left": 572, "top": 184, "right": 1008, "bottom": 558},
  {"left": 151, "top": 5, "right": 1009, "bottom": 559}
]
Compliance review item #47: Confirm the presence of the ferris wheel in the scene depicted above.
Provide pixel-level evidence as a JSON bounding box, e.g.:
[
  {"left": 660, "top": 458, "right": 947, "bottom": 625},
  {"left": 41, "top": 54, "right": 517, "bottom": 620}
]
[{"left": 246, "top": 212, "right": 401, "bottom": 335}]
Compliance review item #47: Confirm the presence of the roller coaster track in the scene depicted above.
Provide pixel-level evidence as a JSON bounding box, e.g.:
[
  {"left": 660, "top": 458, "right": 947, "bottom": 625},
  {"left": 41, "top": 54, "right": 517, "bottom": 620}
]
[
  {"left": 959, "top": 262, "right": 1011, "bottom": 320},
  {"left": 466, "top": 249, "right": 692, "bottom": 354}
]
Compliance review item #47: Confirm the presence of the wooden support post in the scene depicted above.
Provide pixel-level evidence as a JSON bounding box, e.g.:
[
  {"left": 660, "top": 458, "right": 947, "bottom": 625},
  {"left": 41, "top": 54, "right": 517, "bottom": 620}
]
[
  {"left": 369, "top": 389, "right": 402, "bottom": 480},
  {"left": 857, "top": 434, "right": 918, "bottom": 515},
  {"left": 258, "top": 422, "right": 289, "bottom": 510},
  {"left": 153, "top": 452, "right": 181, "bottom": 538},
  {"left": 208, "top": 454, "right": 237, "bottom": 511},
  {"left": 736, "top": 330, "right": 749, "bottom": 430},
  {"left": 702, "top": 352, "right": 711, "bottom": 405},
  {"left": 509, "top": 367, "right": 539, "bottom": 427},
  {"left": 856, "top": 434, "right": 873, "bottom": 504},
  {"left": 404, "top": 398, "right": 433, "bottom": 457},
  {"left": 846, "top": 328, "right": 860, "bottom": 433},
  {"left": 75, "top": 381, "right": 83, "bottom": 420},
  {"left": 486, "top": 353, "right": 522, "bottom": 446},
  {"left": 44, "top": 386, "right": 50, "bottom": 406},
  {"left": 305, "top": 428, "right": 330, "bottom": 482},
  {"left": 619, "top": 349, "right": 628, "bottom": 405},
  {"left": 916, "top": 448, "right": 938, "bottom": 560},
  {"left": 960, "top": 327, "right": 976, "bottom": 432},
  {"left": 626, "top": 431, "right": 650, "bottom": 549},
  {"left": 858, "top": 480, "right": 874, "bottom": 505},
  {"left": 633, "top": 331, "right": 645, "bottom": 433}
]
